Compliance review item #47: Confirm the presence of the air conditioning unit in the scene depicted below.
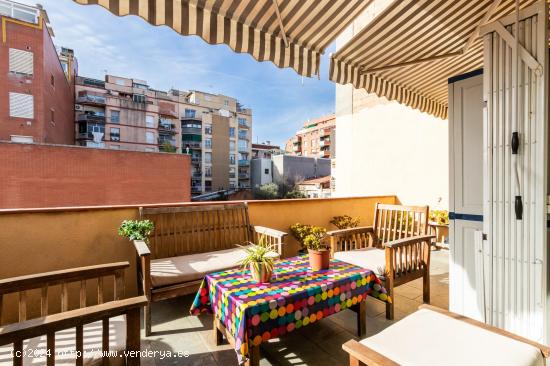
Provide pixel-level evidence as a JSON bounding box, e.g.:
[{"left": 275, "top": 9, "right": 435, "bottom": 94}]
[{"left": 75, "top": 104, "right": 83, "bottom": 111}]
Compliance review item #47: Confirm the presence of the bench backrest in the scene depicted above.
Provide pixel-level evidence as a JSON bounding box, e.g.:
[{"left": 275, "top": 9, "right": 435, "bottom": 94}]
[
  {"left": 372, "top": 203, "right": 429, "bottom": 246},
  {"left": 140, "top": 203, "right": 253, "bottom": 259}
]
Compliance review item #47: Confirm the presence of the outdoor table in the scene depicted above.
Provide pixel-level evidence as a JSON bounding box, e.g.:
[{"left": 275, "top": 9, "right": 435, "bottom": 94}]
[{"left": 190, "top": 255, "right": 390, "bottom": 366}]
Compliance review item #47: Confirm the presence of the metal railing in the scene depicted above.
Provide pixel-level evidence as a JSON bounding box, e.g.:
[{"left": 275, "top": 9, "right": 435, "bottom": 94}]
[
  {"left": 238, "top": 159, "right": 250, "bottom": 166},
  {"left": 76, "top": 94, "right": 106, "bottom": 105}
]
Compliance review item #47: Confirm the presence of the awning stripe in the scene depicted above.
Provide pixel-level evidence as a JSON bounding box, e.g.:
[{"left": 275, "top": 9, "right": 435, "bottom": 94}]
[
  {"left": 330, "top": 0, "right": 540, "bottom": 119},
  {"left": 74, "top": 0, "right": 371, "bottom": 77}
]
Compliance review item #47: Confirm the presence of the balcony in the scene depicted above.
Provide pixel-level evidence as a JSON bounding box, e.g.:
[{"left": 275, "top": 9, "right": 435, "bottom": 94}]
[
  {"left": 238, "top": 172, "right": 250, "bottom": 179},
  {"left": 319, "top": 139, "right": 330, "bottom": 147},
  {"left": 238, "top": 159, "right": 250, "bottom": 166},
  {"left": 182, "top": 141, "right": 202, "bottom": 149},
  {"left": 0, "top": 0, "right": 39, "bottom": 24},
  {"left": 76, "top": 114, "right": 106, "bottom": 123},
  {"left": 238, "top": 134, "right": 249, "bottom": 141},
  {"left": 192, "top": 171, "right": 202, "bottom": 178},
  {"left": 321, "top": 128, "right": 332, "bottom": 137},
  {"left": 159, "top": 107, "right": 178, "bottom": 118},
  {"left": 181, "top": 126, "right": 202, "bottom": 135},
  {"left": 0, "top": 195, "right": 450, "bottom": 366},
  {"left": 158, "top": 121, "right": 177, "bottom": 134},
  {"left": 191, "top": 156, "right": 201, "bottom": 164},
  {"left": 191, "top": 185, "right": 202, "bottom": 193},
  {"left": 76, "top": 93, "right": 106, "bottom": 106},
  {"left": 238, "top": 119, "right": 250, "bottom": 128}
]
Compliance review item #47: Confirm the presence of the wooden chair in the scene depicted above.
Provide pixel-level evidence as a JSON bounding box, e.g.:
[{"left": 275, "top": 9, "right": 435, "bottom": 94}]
[
  {"left": 326, "top": 203, "right": 434, "bottom": 319},
  {"left": 0, "top": 262, "right": 147, "bottom": 365},
  {"left": 134, "top": 202, "right": 287, "bottom": 335},
  {"left": 343, "top": 305, "right": 550, "bottom": 366}
]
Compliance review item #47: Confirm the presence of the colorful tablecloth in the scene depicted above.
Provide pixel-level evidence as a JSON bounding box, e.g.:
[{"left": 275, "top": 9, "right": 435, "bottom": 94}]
[{"left": 190, "top": 255, "right": 389, "bottom": 364}]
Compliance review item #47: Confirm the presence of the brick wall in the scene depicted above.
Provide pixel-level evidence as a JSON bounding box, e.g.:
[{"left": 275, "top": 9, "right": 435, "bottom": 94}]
[{"left": 0, "top": 143, "right": 191, "bottom": 208}]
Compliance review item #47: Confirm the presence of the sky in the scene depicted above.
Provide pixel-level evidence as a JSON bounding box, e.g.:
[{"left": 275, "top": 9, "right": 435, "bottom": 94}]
[{"left": 24, "top": 0, "right": 336, "bottom": 148}]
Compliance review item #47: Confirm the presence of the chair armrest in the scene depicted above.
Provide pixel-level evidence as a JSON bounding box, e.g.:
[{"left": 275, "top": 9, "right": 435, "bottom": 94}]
[
  {"left": 383, "top": 234, "right": 435, "bottom": 249},
  {"left": 133, "top": 240, "right": 150, "bottom": 257},
  {"left": 253, "top": 226, "right": 287, "bottom": 256},
  {"left": 326, "top": 226, "right": 374, "bottom": 237},
  {"left": 253, "top": 226, "right": 287, "bottom": 239},
  {"left": 342, "top": 340, "right": 399, "bottom": 366},
  {"left": 0, "top": 296, "right": 148, "bottom": 346}
]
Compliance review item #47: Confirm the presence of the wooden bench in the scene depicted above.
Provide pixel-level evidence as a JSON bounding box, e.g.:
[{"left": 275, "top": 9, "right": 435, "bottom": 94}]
[
  {"left": 327, "top": 203, "right": 434, "bottom": 320},
  {"left": 134, "top": 202, "right": 287, "bottom": 335},
  {"left": 0, "top": 262, "right": 147, "bottom": 365}
]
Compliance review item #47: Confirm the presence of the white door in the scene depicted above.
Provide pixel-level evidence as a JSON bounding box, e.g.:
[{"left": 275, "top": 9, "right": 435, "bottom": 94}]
[
  {"left": 449, "top": 73, "right": 485, "bottom": 321},
  {"left": 481, "top": 1, "right": 548, "bottom": 342}
]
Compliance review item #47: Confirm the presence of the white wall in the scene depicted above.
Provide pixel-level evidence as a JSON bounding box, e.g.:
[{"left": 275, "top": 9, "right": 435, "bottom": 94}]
[{"left": 334, "top": 91, "right": 448, "bottom": 208}]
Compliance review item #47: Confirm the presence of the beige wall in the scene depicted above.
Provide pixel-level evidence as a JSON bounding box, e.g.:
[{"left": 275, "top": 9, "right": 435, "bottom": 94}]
[
  {"left": 211, "top": 114, "right": 230, "bottom": 190},
  {"left": 0, "top": 195, "right": 396, "bottom": 321}
]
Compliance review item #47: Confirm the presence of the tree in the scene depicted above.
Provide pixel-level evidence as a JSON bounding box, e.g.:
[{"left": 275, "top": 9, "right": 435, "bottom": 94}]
[{"left": 253, "top": 183, "right": 279, "bottom": 200}]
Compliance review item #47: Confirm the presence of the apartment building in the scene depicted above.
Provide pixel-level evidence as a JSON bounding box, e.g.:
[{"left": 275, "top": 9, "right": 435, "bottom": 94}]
[
  {"left": 252, "top": 142, "right": 283, "bottom": 159},
  {"left": 75, "top": 75, "right": 253, "bottom": 195},
  {"left": 285, "top": 114, "right": 335, "bottom": 158},
  {"left": 0, "top": 0, "right": 76, "bottom": 145}
]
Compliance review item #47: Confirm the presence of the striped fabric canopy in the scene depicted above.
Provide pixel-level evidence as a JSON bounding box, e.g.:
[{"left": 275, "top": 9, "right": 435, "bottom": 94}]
[
  {"left": 73, "top": 0, "right": 371, "bottom": 78},
  {"left": 330, "top": 0, "right": 539, "bottom": 119}
]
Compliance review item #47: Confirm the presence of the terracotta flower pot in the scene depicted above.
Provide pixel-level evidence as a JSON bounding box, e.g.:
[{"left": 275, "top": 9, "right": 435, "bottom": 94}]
[
  {"left": 308, "top": 249, "right": 330, "bottom": 271},
  {"left": 249, "top": 262, "right": 272, "bottom": 283}
]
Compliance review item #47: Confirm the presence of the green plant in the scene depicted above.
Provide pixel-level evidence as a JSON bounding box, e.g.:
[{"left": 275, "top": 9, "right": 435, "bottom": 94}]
[
  {"left": 237, "top": 236, "right": 280, "bottom": 273},
  {"left": 118, "top": 220, "right": 154, "bottom": 242},
  {"left": 284, "top": 189, "right": 307, "bottom": 199},
  {"left": 330, "top": 215, "right": 360, "bottom": 229},
  {"left": 303, "top": 227, "right": 328, "bottom": 251},
  {"left": 253, "top": 183, "right": 279, "bottom": 200},
  {"left": 290, "top": 223, "right": 327, "bottom": 249},
  {"left": 429, "top": 210, "right": 449, "bottom": 225},
  {"left": 160, "top": 141, "right": 176, "bottom": 153}
]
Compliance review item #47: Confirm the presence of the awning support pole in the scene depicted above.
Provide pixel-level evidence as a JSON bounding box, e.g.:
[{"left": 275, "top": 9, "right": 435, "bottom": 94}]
[{"left": 272, "top": 0, "right": 289, "bottom": 48}]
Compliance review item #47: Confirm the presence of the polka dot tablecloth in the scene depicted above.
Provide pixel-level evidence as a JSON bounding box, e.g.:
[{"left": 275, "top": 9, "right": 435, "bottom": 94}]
[{"left": 189, "top": 255, "right": 390, "bottom": 364}]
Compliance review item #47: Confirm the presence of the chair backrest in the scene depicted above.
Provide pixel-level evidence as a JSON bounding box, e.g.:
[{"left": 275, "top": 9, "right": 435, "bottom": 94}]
[
  {"left": 140, "top": 203, "right": 253, "bottom": 259},
  {"left": 372, "top": 203, "right": 429, "bottom": 246}
]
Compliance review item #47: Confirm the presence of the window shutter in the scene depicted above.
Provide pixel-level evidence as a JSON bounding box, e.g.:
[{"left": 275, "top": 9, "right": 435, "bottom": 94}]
[
  {"left": 9, "top": 48, "right": 33, "bottom": 75},
  {"left": 9, "top": 92, "right": 34, "bottom": 119}
]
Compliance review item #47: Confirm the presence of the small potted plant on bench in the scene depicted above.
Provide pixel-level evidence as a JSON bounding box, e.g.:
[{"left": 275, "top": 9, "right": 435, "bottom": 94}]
[
  {"left": 238, "top": 236, "right": 280, "bottom": 283},
  {"left": 118, "top": 219, "right": 154, "bottom": 244},
  {"left": 303, "top": 227, "right": 329, "bottom": 271}
]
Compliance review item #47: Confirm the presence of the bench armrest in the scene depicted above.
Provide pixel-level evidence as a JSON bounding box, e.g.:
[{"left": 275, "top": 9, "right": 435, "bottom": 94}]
[
  {"left": 0, "top": 296, "right": 148, "bottom": 346},
  {"left": 383, "top": 234, "right": 435, "bottom": 249},
  {"left": 326, "top": 226, "right": 374, "bottom": 237},
  {"left": 133, "top": 240, "right": 151, "bottom": 297},
  {"left": 342, "top": 340, "right": 399, "bottom": 366},
  {"left": 252, "top": 226, "right": 287, "bottom": 256}
]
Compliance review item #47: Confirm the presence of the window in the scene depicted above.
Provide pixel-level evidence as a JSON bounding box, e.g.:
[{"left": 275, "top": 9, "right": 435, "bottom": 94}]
[
  {"left": 111, "top": 110, "right": 120, "bottom": 123},
  {"left": 205, "top": 138, "right": 212, "bottom": 149},
  {"left": 205, "top": 166, "right": 212, "bottom": 177},
  {"left": 204, "top": 124, "right": 212, "bottom": 135},
  {"left": 185, "top": 109, "right": 196, "bottom": 118},
  {"left": 238, "top": 129, "right": 247, "bottom": 139},
  {"left": 238, "top": 118, "right": 248, "bottom": 127},
  {"left": 146, "top": 115, "right": 155, "bottom": 127},
  {"left": 238, "top": 140, "right": 248, "bottom": 151},
  {"left": 9, "top": 92, "right": 33, "bottom": 118},
  {"left": 146, "top": 131, "right": 155, "bottom": 144},
  {"left": 229, "top": 154, "right": 236, "bottom": 164},
  {"left": 50, "top": 108, "right": 55, "bottom": 123},
  {"left": 9, "top": 49, "right": 33, "bottom": 75},
  {"left": 264, "top": 168, "right": 270, "bottom": 175},
  {"left": 133, "top": 94, "right": 146, "bottom": 103},
  {"left": 229, "top": 182, "right": 236, "bottom": 189},
  {"left": 50, "top": 74, "right": 55, "bottom": 87},
  {"left": 205, "top": 152, "right": 212, "bottom": 163},
  {"left": 110, "top": 127, "right": 120, "bottom": 141},
  {"left": 224, "top": 100, "right": 229, "bottom": 106},
  {"left": 229, "top": 141, "right": 235, "bottom": 151},
  {"left": 229, "top": 127, "right": 235, "bottom": 137}
]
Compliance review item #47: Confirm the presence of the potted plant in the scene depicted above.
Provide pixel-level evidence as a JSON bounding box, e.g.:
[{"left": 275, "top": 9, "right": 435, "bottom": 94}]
[
  {"left": 118, "top": 219, "right": 154, "bottom": 243},
  {"left": 330, "top": 215, "right": 360, "bottom": 229},
  {"left": 428, "top": 210, "right": 449, "bottom": 245},
  {"left": 303, "top": 227, "right": 329, "bottom": 271},
  {"left": 238, "top": 236, "right": 280, "bottom": 283}
]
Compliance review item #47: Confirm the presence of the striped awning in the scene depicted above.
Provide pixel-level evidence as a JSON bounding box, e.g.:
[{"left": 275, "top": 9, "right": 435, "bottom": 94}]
[
  {"left": 330, "top": 0, "right": 539, "bottom": 119},
  {"left": 73, "top": 0, "right": 371, "bottom": 78}
]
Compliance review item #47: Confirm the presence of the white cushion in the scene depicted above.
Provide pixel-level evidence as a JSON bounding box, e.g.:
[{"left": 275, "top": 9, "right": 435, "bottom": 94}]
[
  {"left": 0, "top": 315, "right": 126, "bottom": 365},
  {"left": 334, "top": 247, "right": 386, "bottom": 274},
  {"left": 150, "top": 247, "right": 249, "bottom": 288},
  {"left": 360, "top": 309, "right": 545, "bottom": 366}
]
